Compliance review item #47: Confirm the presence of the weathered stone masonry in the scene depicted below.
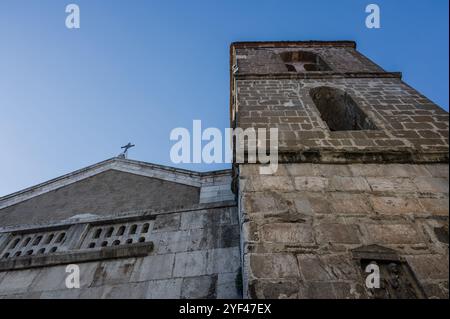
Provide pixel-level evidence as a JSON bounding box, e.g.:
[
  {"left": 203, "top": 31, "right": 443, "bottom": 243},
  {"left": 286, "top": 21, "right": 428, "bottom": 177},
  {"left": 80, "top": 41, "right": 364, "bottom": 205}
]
[
  {"left": 0, "top": 40, "right": 448, "bottom": 299},
  {"left": 231, "top": 41, "right": 449, "bottom": 299},
  {"left": 0, "top": 158, "right": 241, "bottom": 298}
]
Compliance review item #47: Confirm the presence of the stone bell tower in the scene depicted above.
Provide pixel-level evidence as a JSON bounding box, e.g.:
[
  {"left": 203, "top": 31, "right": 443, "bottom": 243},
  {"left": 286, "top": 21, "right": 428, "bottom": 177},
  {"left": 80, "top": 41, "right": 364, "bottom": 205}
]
[{"left": 230, "top": 41, "right": 449, "bottom": 299}]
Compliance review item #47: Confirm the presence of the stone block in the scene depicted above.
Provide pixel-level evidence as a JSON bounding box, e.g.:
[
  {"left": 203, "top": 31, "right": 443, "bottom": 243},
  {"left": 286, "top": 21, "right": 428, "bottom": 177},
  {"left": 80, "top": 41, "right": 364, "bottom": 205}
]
[
  {"left": 332, "top": 282, "right": 367, "bottom": 299},
  {"left": 422, "top": 282, "right": 449, "bottom": 299},
  {"left": 419, "top": 198, "right": 449, "bottom": 216},
  {"left": 91, "top": 258, "right": 139, "bottom": 287},
  {"left": 366, "top": 177, "right": 417, "bottom": 193},
  {"left": 157, "top": 229, "right": 209, "bottom": 254},
  {"left": 285, "top": 164, "right": 316, "bottom": 176},
  {"left": 300, "top": 282, "right": 336, "bottom": 299},
  {"left": 259, "top": 176, "right": 296, "bottom": 192},
  {"left": 313, "top": 164, "right": 353, "bottom": 177},
  {"left": 242, "top": 192, "right": 288, "bottom": 215},
  {"left": 206, "top": 247, "right": 241, "bottom": 275},
  {"left": 406, "top": 255, "right": 449, "bottom": 281},
  {"left": 317, "top": 224, "right": 361, "bottom": 244},
  {"left": 153, "top": 214, "right": 180, "bottom": 233},
  {"left": 180, "top": 208, "right": 234, "bottom": 230},
  {"left": 248, "top": 279, "right": 300, "bottom": 299},
  {"left": 306, "top": 193, "right": 333, "bottom": 214},
  {"left": 329, "top": 193, "right": 372, "bottom": 215},
  {"left": 261, "top": 223, "right": 314, "bottom": 244},
  {"left": 425, "top": 164, "right": 449, "bottom": 178},
  {"left": 330, "top": 177, "right": 371, "bottom": 192},
  {"left": 370, "top": 196, "right": 424, "bottom": 215},
  {"left": 101, "top": 282, "right": 148, "bottom": 299},
  {"left": 249, "top": 253, "right": 299, "bottom": 279},
  {"left": 181, "top": 275, "right": 218, "bottom": 299},
  {"left": 295, "top": 177, "right": 329, "bottom": 192},
  {"left": 145, "top": 278, "right": 183, "bottom": 299},
  {"left": 350, "top": 164, "right": 431, "bottom": 178},
  {"left": 413, "top": 177, "right": 449, "bottom": 194},
  {"left": 0, "top": 268, "right": 41, "bottom": 294},
  {"left": 173, "top": 251, "right": 208, "bottom": 277},
  {"left": 216, "top": 272, "right": 241, "bottom": 299},
  {"left": 297, "top": 254, "right": 359, "bottom": 281},
  {"left": 366, "top": 224, "right": 423, "bottom": 244},
  {"left": 30, "top": 262, "right": 98, "bottom": 292},
  {"left": 131, "top": 254, "right": 175, "bottom": 282},
  {"left": 208, "top": 225, "right": 240, "bottom": 249}
]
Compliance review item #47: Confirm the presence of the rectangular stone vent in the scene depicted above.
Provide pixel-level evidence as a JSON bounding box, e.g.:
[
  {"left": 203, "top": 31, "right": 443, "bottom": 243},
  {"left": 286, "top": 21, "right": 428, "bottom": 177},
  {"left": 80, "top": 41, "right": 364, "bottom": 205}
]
[
  {"left": 1, "top": 228, "right": 69, "bottom": 260},
  {"left": 81, "top": 220, "right": 153, "bottom": 249}
]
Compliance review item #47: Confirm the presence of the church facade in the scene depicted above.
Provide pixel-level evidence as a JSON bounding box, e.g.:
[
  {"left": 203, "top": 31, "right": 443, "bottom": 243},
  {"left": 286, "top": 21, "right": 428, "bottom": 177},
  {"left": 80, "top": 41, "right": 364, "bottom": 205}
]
[{"left": 0, "top": 41, "right": 448, "bottom": 299}]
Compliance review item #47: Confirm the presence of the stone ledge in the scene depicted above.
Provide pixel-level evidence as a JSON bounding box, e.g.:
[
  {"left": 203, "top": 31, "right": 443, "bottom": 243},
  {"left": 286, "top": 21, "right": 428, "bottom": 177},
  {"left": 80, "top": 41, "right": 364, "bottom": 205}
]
[
  {"left": 0, "top": 242, "right": 154, "bottom": 271},
  {"left": 235, "top": 72, "right": 402, "bottom": 80},
  {"left": 235, "top": 150, "right": 449, "bottom": 165}
]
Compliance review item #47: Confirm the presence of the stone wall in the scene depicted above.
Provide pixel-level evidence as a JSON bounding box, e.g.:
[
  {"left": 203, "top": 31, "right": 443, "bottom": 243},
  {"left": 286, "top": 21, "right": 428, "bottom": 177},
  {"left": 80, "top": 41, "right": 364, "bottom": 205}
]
[
  {"left": 236, "top": 78, "right": 448, "bottom": 157},
  {"left": 0, "top": 203, "right": 241, "bottom": 299},
  {"left": 231, "top": 41, "right": 449, "bottom": 299},
  {"left": 238, "top": 163, "right": 448, "bottom": 299}
]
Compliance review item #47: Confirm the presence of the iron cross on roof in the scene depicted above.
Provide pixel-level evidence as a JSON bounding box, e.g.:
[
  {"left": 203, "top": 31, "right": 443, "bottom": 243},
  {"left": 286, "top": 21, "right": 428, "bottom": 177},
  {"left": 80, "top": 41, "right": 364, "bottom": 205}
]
[{"left": 119, "top": 143, "right": 135, "bottom": 159}]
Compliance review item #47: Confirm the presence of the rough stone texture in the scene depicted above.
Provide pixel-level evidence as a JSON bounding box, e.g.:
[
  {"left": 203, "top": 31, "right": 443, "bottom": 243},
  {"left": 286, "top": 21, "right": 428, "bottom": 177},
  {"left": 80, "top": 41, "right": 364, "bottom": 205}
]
[
  {"left": 233, "top": 42, "right": 449, "bottom": 299},
  {"left": 0, "top": 204, "right": 241, "bottom": 299},
  {"left": 239, "top": 163, "right": 449, "bottom": 299},
  {"left": 232, "top": 43, "right": 448, "bottom": 161},
  {"left": 0, "top": 163, "right": 240, "bottom": 299}
]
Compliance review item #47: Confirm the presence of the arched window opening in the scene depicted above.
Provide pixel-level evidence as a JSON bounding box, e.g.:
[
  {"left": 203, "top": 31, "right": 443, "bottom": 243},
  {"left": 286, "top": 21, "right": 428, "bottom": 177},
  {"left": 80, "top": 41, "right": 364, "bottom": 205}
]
[
  {"left": 88, "top": 243, "right": 96, "bottom": 249},
  {"left": 33, "top": 236, "right": 43, "bottom": 246},
  {"left": 285, "top": 64, "right": 296, "bottom": 72},
  {"left": 101, "top": 241, "right": 108, "bottom": 247},
  {"left": 50, "top": 247, "right": 58, "bottom": 253},
  {"left": 112, "top": 240, "right": 121, "bottom": 246},
  {"left": 3, "top": 253, "right": 10, "bottom": 259},
  {"left": 55, "top": 233, "right": 66, "bottom": 244},
  {"left": 280, "top": 51, "right": 331, "bottom": 72},
  {"left": 38, "top": 248, "right": 46, "bottom": 254},
  {"left": 310, "top": 86, "right": 377, "bottom": 131},
  {"left": 117, "top": 226, "right": 126, "bottom": 236},
  {"left": 45, "top": 234, "right": 55, "bottom": 244},
  {"left": 9, "top": 238, "right": 21, "bottom": 249},
  {"left": 129, "top": 225, "right": 138, "bottom": 235},
  {"left": 138, "top": 237, "right": 145, "bottom": 243},
  {"left": 126, "top": 239, "right": 133, "bottom": 245},
  {"left": 141, "top": 223, "right": 150, "bottom": 234},
  {"left": 22, "top": 237, "right": 31, "bottom": 248},
  {"left": 105, "top": 227, "right": 114, "bottom": 238},
  {"left": 93, "top": 229, "right": 102, "bottom": 239}
]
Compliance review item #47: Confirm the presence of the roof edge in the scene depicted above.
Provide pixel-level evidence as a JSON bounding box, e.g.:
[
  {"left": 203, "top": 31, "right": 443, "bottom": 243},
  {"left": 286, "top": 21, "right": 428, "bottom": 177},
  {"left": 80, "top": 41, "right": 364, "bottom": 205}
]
[
  {"left": 230, "top": 40, "right": 357, "bottom": 49},
  {"left": 0, "top": 157, "right": 231, "bottom": 204}
]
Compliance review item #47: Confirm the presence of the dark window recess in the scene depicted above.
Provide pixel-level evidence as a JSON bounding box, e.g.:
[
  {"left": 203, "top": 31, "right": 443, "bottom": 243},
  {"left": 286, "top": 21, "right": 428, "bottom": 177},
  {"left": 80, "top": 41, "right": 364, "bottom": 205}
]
[
  {"left": 141, "top": 223, "right": 150, "bottom": 234},
  {"left": 285, "top": 64, "right": 297, "bottom": 72},
  {"left": 434, "top": 226, "right": 449, "bottom": 244},
  {"left": 310, "top": 86, "right": 378, "bottom": 131},
  {"left": 280, "top": 51, "right": 331, "bottom": 72},
  {"left": 45, "top": 234, "right": 54, "bottom": 244},
  {"left": 129, "top": 225, "right": 138, "bottom": 235},
  {"left": 360, "top": 259, "right": 426, "bottom": 299},
  {"left": 117, "top": 226, "right": 126, "bottom": 236},
  {"left": 93, "top": 229, "right": 102, "bottom": 239}
]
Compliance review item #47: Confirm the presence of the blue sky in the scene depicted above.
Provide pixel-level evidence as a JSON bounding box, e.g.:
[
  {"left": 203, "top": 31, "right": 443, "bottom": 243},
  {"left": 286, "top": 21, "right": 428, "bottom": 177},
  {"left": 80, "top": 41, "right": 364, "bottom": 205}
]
[{"left": 0, "top": 0, "right": 448, "bottom": 196}]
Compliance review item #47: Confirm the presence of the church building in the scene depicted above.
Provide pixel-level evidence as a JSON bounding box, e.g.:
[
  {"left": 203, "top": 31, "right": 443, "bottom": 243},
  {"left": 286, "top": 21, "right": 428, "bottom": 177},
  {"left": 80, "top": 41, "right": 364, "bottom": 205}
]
[{"left": 0, "top": 41, "right": 448, "bottom": 299}]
